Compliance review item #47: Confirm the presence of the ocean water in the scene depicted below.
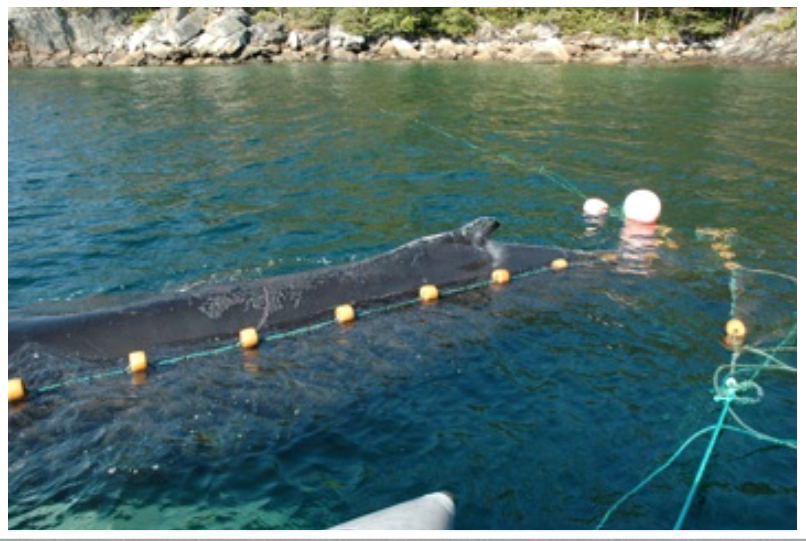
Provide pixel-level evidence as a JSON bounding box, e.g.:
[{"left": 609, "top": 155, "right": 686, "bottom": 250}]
[{"left": 8, "top": 63, "right": 796, "bottom": 530}]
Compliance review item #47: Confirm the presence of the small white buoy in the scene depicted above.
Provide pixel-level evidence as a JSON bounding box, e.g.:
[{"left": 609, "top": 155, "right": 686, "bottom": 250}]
[
  {"left": 583, "top": 198, "right": 610, "bottom": 217},
  {"left": 624, "top": 190, "right": 662, "bottom": 225}
]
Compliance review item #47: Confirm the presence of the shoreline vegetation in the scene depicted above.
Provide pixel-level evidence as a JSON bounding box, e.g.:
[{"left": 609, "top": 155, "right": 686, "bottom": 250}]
[{"left": 8, "top": 7, "right": 797, "bottom": 69}]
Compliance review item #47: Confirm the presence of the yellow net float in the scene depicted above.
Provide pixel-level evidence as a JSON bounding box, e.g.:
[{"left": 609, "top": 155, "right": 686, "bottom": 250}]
[
  {"left": 726, "top": 319, "right": 747, "bottom": 340},
  {"left": 128, "top": 351, "right": 149, "bottom": 373},
  {"left": 335, "top": 304, "right": 356, "bottom": 324},
  {"left": 491, "top": 269, "right": 511, "bottom": 285},
  {"left": 719, "top": 251, "right": 736, "bottom": 261},
  {"left": 551, "top": 259, "right": 569, "bottom": 271},
  {"left": 8, "top": 378, "right": 27, "bottom": 403},
  {"left": 239, "top": 327, "right": 260, "bottom": 349},
  {"left": 419, "top": 285, "right": 440, "bottom": 302}
]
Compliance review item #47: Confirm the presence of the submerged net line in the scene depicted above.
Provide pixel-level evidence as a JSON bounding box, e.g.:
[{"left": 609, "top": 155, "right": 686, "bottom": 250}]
[
  {"left": 29, "top": 259, "right": 599, "bottom": 397},
  {"left": 377, "top": 108, "right": 597, "bottom": 207},
  {"left": 597, "top": 263, "right": 797, "bottom": 530}
]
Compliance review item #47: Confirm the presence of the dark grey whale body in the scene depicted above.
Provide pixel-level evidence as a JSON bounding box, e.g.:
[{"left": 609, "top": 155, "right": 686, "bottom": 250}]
[{"left": 8, "top": 217, "right": 584, "bottom": 362}]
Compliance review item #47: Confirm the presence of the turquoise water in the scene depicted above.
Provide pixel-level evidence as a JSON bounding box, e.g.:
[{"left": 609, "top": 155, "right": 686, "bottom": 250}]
[{"left": 8, "top": 64, "right": 796, "bottom": 530}]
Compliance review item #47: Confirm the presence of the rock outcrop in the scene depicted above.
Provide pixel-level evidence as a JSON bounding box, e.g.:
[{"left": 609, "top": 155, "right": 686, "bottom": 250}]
[
  {"left": 7, "top": 7, "right": 797, "bottom": 69},
  {"left": 716, "top": 9, "right": 797, "bottom": 66}
]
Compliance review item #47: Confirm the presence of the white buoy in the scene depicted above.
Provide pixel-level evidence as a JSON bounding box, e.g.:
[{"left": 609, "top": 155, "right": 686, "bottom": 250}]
[
  {"left": 624, "top": 190, "right": 662, "bottom": 225},
  {"left": 583, "top": 198, "right": 610, "bottom": 217}
]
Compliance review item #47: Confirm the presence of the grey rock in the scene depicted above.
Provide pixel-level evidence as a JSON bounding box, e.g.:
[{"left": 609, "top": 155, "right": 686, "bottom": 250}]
[
  {"left": 717, "top": 10, "right": 797, "bottom": 66},
  {"left": 172, "top": 8, "right": 209, "bottom": 46},
  {"left": 510, "top": 22, "right": 559, "bottom": 42},
  {"left": 329, "top": 47, "right": 359, "bottom": 62},
  {"left": 287, "top": 30, "right": 302, "bottom": 51},
  {"left": 191, "top": 9, "right": 251, "bottom": 58},
  {"left": 251, "top": 21, "right": 288, "bottom": 46},
  {"left": 588, "top": 51, "right": 623, "bottom": 65},
  {"left": 390, "top": 37, "right": 421, "bottom": 60},
  {"left": 110, "top": 50, "right": 146, "bottom": 67},
  {"left": 301, "top": 29, "right": 329, "bottom": 49},
  {"left": 475, "top": 20, "right": 501, "bottom": 43},
  {"left": 435, "top": 38, "right": 459, "bottom": 60},
  {"left": 8, "top": 7, "right": 134, "bottom": 64},
  {"left": 329, "top": 25, "right": 365, "bottom": 53},
  {"left": 8, "top": 50, "right": 31, "bottom": 68},
  {"left": 508, "top": 39, "right": 569, "bottom": 64},
  {"left": 9, "top": 8, "right": 72, "bottom": 54},
  {"left": 145, "top": 42, "right": 174, "bottom": 60}
]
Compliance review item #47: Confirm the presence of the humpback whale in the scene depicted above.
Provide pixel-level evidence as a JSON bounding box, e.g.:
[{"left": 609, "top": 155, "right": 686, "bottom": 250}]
[{"left": 8, "top": 217, "right": 584, "bottom": 363}]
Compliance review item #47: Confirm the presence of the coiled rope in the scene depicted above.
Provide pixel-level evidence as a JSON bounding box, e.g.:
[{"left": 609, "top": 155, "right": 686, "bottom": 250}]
[{"left": 596, "top": 263, "right": 797, "bottom": 530}]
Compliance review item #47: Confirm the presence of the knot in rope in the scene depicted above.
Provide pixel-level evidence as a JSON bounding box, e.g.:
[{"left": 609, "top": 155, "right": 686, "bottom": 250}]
[{"left": 715, "top": 376, "right": 764, "bottom": 405}]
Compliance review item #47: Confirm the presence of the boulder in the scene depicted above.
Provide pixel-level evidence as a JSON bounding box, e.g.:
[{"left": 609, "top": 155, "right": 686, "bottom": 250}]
[
  {"left": 508, "top": 39, "right": 569, "bottom": 63},
  {"left": 435, "top": 38, "right": 459, "bottom": 60},
  {"left": 190, "top": 8, "right": 251, "bottom": 58},
  {"left": 329, "top": 25, "right": 365, "bottom": 53},
  {"left": 510, "top": 21, "right": 559, "bottom": 42},
  {"left": 588, "top": 36, "right": 613, "bottom": 50},
  {"left": 420, "top": 40, "right": 437, "bottom": 59},
  {"left": 473, "top": 43, "right": 500, "bottom": 62},
  {"left": 251, "top": 20, "right": 288, "bottom": 46},
  {"left": 392, "top": 37, "right": 421, "bottom": 60},
  {"left": 617, "top": 39, "right": 642, "bottom": 56},
  {"left": 533, "top": 38, "right": 570, "bottom": 63},
  {"left": 377, "top": 37, "right": 421, "bottom": 60},
  {"left": 564, "top": 42, "right": 583, "bottom": 57},
  {"left": 110, "top": 50, "right": 146, "bottom": 67},
  {"left": 85, "top": 52, "right": 103, "bottom": 66},
  {"left": 301, "top": 29, "right": 329, "bottom": 49},
  {"left": 145, "top": 42, "right": 174, "bottom": 60},
  {"left": 171, "top": 8, "right": 209, "bottom": 47},
  {"left": 287, "top": 30, "right": 302, "bottom": 51},
  {"left": 475, "top": 20, "right": 502, "bottom": 43},
  {"left": 588, "top": 51, "right": 623, "bottom": 65},
  {"left": 62, "top": 8, "right": 133, "bottom": 54},
  {"left": 329, "top": 47, "right": 359, "bottom": 62}
]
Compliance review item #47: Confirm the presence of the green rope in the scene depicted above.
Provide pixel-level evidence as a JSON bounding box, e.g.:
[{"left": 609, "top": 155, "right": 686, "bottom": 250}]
[
  {"left": 595, "top": 421, "right": 796, "bottom": 530},
  {"left": 595, "top": 425, "right": 715, "bottom": 530},
  {"left": 29, "top": 259, "right": 596, "bottom": 397},
  {"left": 674, "top": 398, "right": 732, "bottom": 530},
  {"left": 34, "top": 367, "right": 130, "bottom": 394},
  {"left": 380, "top": 108, "right": 591, "bottom": 202},
  {"left": 598, "top": 262, "right": 797, "bottom": 530},
  {"left": 155, "top": 343, "right": 241, "bottom": 367}
]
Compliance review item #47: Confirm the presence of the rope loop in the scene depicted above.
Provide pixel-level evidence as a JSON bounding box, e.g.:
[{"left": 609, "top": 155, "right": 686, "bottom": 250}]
[{"left": 715, "top": 376, "right": 764, "bottom": 405}]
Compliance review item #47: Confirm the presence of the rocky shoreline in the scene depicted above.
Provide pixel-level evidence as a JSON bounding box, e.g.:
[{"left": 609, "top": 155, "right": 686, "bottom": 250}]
[{"left": 8, "top": 8, "right": 797, "bottom": 69}]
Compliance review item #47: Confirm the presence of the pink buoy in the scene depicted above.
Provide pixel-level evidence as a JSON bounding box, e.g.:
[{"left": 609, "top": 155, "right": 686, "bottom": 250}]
[
  {"left": 624, "top": 190, "right": 662, "bottom": 225},
  {"left": 583, "top": 198, "right": 610, "bottom": 217}
]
